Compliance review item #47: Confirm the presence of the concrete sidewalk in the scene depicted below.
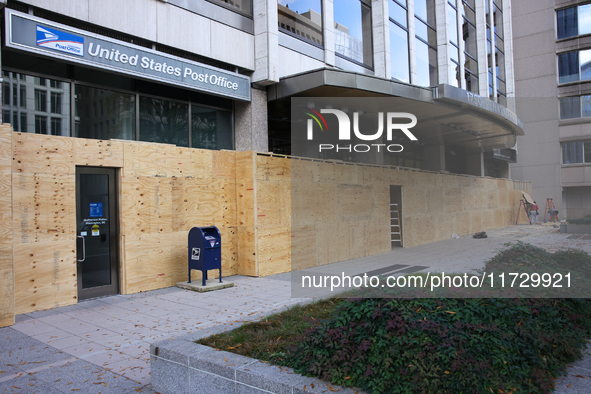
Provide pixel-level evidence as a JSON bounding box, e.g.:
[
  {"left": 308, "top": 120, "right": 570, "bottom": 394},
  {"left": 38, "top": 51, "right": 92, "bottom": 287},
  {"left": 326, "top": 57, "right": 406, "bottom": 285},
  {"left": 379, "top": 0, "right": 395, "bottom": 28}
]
[{"left": 1, "top": 224, "right": 590, "bottom": 393}]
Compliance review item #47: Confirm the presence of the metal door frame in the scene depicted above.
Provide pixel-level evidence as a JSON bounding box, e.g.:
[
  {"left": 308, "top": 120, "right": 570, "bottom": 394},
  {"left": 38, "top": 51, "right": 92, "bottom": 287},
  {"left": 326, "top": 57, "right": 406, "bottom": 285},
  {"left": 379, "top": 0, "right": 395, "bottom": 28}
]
[{"left": 75, "top": 166, "right": 119, "bottom": 300}]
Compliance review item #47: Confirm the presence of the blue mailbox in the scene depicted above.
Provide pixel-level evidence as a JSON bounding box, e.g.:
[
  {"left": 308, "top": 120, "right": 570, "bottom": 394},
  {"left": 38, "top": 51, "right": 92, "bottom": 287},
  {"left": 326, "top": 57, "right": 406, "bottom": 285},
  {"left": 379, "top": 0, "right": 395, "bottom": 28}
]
[{"left": 188, "top": 226, "right": 222, "bottom": 286}]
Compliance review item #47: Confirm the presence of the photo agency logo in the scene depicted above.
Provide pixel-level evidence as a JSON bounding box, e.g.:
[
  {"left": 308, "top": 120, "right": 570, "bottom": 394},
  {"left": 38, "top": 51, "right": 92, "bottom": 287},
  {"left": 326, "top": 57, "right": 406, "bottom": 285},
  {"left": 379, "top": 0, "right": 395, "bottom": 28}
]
[{"left": 303, "top": 106, "right": 418, "bottom": 153}]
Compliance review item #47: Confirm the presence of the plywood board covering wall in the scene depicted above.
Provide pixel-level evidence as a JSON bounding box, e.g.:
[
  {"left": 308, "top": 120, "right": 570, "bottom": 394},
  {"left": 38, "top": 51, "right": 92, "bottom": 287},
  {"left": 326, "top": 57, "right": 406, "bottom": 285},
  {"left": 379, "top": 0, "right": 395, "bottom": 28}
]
[{"left": 9, "top": 131, "right": 240, "bottom": 316}]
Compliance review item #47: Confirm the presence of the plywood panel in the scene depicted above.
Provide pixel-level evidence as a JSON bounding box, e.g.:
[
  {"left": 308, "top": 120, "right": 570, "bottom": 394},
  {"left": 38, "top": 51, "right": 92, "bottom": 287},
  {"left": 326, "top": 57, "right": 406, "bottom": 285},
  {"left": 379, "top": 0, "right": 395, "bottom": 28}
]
[
  {"left": 13, "top": 173, "right": 75, "bottom": 244},
  {"left": 220, "top": 179, "right": 237, "bottom": 229},
  {"left": 256, "top": 180, "right": 290, "bottom": 229},
  {"left": 257, "top": 227, "right": 291, "bottom": 277},
  {"left": 237, "top": 226, "right": 257, "bottom": 276},
  {"left": 213, "top": 150, "right": 236, "bottom": 179},
  {"left": 0, "top": 125, "right": 13, "bottom": 327},
  {"left": 13, "top": 132, "right": 74, "bottom": 174},
  {"left": 121, "top": 176, "right": 173, "bottom": 235},
  {"left": 14, "top": 241, "right": 77, "bottom": 314},
  {"left": 404, "top": 186, "right": 426, "bottom": 214},
  {"left": 291, "top": 159, "right": 318, "bottom": 183},
  {"left": 470, "top": 211, "right": 483, "bottom": 233},
  {"left": 334, "top": 162, "right": 360, "bottom": 184},
  {"left": 338, "top": 185, "right": 374, "bottom": 221},
  {"left": 236, "top": 151, "right": 254, "bottom": 179},
  {"left": 123, "top": 143, "right": 210, "bottom": 178},
  {"left": 123, "top": 232, "right": 186, "bottom": 294},
  {"left": 72, "top": 139, "right": 124, "bottom": 167},
  {"left": 291, "top": 225, "right": 317, "bottom": 271},
  {"left": 444, "top": 188, "right": 463, "bottom": 213},
  {"left": 34, "top": 174, "right": 76, "bottom": 242},
  {"left": 256, "top": 155, "right": 290, "bottom": 181},
  {"left": 291, "top": 182, "right": 337, "bottom": 226}
]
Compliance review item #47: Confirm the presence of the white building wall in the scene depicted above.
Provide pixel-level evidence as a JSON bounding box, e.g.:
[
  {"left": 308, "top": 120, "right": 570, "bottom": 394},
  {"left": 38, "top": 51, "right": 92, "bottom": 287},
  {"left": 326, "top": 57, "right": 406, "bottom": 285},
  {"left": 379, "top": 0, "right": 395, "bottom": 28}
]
[{"left": 20, "top": 0, "right": 256, "bottom": 70}]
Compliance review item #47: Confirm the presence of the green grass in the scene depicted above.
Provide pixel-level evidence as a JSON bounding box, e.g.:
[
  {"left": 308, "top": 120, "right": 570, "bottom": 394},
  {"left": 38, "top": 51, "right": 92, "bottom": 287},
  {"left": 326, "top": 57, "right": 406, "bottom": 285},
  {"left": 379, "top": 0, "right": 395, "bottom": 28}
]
[{"left": 196, "top": 298, "right": 342, "bottom": 361}]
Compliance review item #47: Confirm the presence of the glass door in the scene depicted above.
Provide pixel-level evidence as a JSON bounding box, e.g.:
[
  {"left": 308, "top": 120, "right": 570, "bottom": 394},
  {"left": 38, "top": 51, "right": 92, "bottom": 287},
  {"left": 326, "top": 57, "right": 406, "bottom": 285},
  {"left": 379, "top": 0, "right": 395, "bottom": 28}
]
[{"left": 76, "top": 167, "right": 119, "bottom": 300}]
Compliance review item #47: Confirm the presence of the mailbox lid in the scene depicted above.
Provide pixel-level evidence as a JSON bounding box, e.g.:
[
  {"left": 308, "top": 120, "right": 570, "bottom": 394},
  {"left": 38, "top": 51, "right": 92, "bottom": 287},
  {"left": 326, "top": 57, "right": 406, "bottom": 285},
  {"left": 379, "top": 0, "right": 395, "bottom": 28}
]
[{"left": 202, "top": 227, "right": 221, "bottom": 249}]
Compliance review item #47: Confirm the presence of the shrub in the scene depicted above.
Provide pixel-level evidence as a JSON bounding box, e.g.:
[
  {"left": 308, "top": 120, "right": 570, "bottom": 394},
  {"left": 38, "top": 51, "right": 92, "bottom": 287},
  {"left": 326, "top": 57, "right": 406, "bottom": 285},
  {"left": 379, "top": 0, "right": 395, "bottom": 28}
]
[
  {"left": 566, "top": 214, "right": 591, "bottom": 225},
  {"left": 281, "top": 298, "right": 591, "bottom": 394}
]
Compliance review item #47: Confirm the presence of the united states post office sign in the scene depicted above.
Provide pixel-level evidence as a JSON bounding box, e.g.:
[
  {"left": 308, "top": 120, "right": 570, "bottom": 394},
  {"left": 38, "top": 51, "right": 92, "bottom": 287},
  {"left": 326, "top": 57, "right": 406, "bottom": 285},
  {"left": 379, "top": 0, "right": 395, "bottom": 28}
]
[{"left": 5, "top": 9, "right": 251, "bottom": 101}]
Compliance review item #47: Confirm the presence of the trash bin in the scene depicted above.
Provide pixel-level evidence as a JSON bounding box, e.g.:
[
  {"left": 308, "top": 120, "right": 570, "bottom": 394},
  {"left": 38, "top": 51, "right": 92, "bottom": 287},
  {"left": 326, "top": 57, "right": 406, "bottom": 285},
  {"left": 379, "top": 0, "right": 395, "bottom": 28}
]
[{"left": 188, "top": 226, "right": 222, "bottom": 286}]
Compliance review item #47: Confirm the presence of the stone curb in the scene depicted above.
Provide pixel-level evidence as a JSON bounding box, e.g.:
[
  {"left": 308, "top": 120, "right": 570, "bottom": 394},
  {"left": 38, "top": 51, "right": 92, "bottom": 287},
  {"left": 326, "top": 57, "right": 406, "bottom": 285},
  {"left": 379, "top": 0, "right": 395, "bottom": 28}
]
[{"left": 150, "top": 324, "right": 364, "bottom": 394}]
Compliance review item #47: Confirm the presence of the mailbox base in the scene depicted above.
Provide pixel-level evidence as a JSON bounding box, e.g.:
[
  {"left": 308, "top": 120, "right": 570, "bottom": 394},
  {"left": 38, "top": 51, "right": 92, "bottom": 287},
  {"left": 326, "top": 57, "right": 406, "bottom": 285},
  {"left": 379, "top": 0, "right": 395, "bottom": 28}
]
[{"left": 176, "top": 280, "right": 234, "bottom": 293}]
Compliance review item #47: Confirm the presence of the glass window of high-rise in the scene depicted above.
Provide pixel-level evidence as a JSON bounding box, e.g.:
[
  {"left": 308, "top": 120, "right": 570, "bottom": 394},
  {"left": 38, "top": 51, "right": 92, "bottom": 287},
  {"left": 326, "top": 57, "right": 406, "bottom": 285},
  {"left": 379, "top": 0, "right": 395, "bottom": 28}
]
[
  {"left": 562, "top": 141, "right": 591, "bottom": 164},
  {"left": 462, "top": 0, "right": 478, "bottom": 93},
  {"left": 447, "top": 1, "right": 460, "bottom": 87},
  {"left": 557, "top": 3, "right": 591, "bottom": 39},
  {"left": 559, "top": 95, "right": 591, "bottom": 119},
  {"left": 334, "top": 0, "right": 373, "bottom": 68},
  {"left": 558, "top": 49, "right": 591, "bottom": 83},
  {"left": 389, "top": 0, "right": 410, "bottom": 83},
  {"left": 209, "top": 0, "right": 252, "bottom": 16},
  {"left": 416, "top": 0, "right": 437, "bottom": 87},
  {"left": 278, "top": 0, "right": 323, "bottom": 46}
]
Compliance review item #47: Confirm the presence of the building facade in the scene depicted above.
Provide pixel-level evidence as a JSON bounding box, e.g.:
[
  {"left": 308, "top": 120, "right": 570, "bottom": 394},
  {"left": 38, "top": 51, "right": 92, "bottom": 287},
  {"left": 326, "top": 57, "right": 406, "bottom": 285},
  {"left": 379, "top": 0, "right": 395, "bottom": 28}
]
[
  {"left": 0, "top": 0, "right": 525, "bottom": 327},
  {"left": 511, "top": 0, "right": 591, "bottom": 220}
]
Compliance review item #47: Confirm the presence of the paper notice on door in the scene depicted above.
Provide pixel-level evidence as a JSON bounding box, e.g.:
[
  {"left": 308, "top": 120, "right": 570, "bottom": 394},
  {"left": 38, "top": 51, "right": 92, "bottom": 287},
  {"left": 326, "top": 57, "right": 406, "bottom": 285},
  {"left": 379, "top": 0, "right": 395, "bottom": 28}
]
[{"left": 92, "top": 224, "right": 100, "bottom": 236}]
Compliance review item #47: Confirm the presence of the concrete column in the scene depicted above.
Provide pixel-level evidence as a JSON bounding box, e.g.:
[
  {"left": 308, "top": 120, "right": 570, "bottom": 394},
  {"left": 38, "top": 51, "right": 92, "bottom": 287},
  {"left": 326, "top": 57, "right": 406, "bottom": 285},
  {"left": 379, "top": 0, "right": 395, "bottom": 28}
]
[
  {"left": 487, "top": 0, "right": 497, "bottom": 98},
  {"left": 408, "top": 0, "right": 418, "bottom": 84},
  {"left": 322, "top": 0, "right": 336, "bottom": 66},
  {"left": 435, "top": 0, "right": 449, "bottom": 85},
  {"left": 474, "top": 0, "right": 488, "bottom": 97},
  {"left": 253, "top": 0, "right": 279, "bottom": 84},
  {"left": 501, "top": 0, "right": 515, "bottom": 111},
  {"left": 234, "top": 88, "right": 269, "bottom": 152},
  {"left": 455, "top": 0, "right": 466, "bottom": 90},
  {"left": 372, "top": 0, "right": 390, "bottom": 78}
]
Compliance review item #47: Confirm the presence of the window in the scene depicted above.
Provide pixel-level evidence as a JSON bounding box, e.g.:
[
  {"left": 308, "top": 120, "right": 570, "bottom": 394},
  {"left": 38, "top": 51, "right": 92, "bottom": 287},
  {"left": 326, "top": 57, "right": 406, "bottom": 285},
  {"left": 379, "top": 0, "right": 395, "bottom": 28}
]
[
  {"left": 461, "top": 0, "right": 478, "bottom": 92},
  {"left": 35, "top": 115, "right": 47, "bottom": 134},
  {"left": 20, "top": 113, "right": 27, "bottom": 133},
  {"left": 448, "top": 2, "right": 460, "bottom": 87},
  {"left": 389, "top": 0, "right": 410, "bottom": 83},
  {"left": 50, "top": 92, "right": 62, "bottom": 114},
  {"left": 208, "top": 0, "right": 251, "bottom": 15},
  {"left": 35, "top": 89, "right": 47, "bottom": 112},
  {"left": 20, "top": 86, "right": 26, "bottom": 108},
  {"left": 560, "top": 96, "right": 581, "bottom": 119},
  {"left": 50, "top": 118, "right": 61, "bottom": 136},
  {"left": 557, "top": 4, "right": 591, "bottom": 39},
  {"left": 2, "top": 73, "right": 70, "bottom": 135},
  {"left": 139, "top": 97, "right": 189, "bottom": 147},
  {"left": 562, "top": 141, "right": 591, "bottom": 164},
  {"left": 75, "top": 85, "right": 135, "bottom": 141},
  {"left": 334, "top": 0, "right": 373, "bottom": 68},
  {"left": 416, "top": 40, "right": 438, "bottom": 87},
  {"left": 2, "top": 84, "right": 9, "bottom": 106},
  {"left": 191, "top": 106, "right": 233, "bottom": 150},
  {"left": 558, "top": 49, "right": 591, "bottom": 83},
  {"left": 415, "top": 0, "right": 437, "bottom": 87},
  {"left": 278, "top": 0, "right": 323, "bottom": 46},
  {"left": 560, "top": 95, "right": 591, "bottom": 119}
]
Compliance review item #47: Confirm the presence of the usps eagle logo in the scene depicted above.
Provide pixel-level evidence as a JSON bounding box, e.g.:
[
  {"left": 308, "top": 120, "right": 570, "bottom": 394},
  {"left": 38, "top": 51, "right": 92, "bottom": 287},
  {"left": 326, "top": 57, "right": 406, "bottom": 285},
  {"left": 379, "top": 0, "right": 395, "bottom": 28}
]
[{"left": 36, "top": 25, "right": 84, "bottom": 57}]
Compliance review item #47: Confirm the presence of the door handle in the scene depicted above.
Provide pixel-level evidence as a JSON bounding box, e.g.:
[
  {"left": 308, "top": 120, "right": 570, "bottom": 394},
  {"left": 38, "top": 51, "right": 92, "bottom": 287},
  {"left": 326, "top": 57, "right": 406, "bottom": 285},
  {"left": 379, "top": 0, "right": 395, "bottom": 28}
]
[{"left": 77, "top": 235, "right": 86, "bottom": 262}]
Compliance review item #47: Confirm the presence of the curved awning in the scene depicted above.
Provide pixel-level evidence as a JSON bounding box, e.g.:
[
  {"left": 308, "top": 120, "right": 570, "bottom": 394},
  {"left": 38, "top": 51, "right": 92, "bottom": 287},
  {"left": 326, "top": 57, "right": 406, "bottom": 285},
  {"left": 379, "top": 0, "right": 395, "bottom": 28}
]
[{"left": 267, "top": 68, "right": 524, "bottom": 151}]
